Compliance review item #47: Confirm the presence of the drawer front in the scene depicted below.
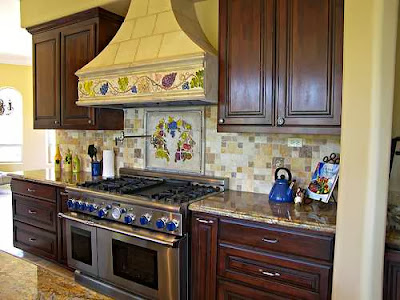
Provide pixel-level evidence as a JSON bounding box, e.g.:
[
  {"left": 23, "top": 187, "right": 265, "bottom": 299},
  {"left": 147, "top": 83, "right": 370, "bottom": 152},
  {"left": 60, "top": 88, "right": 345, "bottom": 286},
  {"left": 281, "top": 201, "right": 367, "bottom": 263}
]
[
  {"left": 11, "top": 179, "right": 56, "bottom": 202},
  {"left": 13, "top": 194, "right": 57, "bottom": 232},
  {"left": 14, "top": 221, "right": 57, "bottom": 260},
  {"left": 219, "top": 219, "right": 334, "bottom": 262},
  {"left": 218, "top": 244, "right": 332, "bottom": 300},
  {"left": 218, "top": 279, "right": 288, "bottom": 300}
]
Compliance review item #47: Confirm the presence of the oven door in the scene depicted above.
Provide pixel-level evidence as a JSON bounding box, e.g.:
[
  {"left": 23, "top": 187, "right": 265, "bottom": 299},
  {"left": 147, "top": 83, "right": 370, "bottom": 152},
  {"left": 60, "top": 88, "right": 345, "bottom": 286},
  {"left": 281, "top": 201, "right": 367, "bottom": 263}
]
[
  {"left": 65, "top": 219, "right": 98, "bottom": 277},
  {"left": 97, "top": 227, "right": 187, "bottom": 300}
]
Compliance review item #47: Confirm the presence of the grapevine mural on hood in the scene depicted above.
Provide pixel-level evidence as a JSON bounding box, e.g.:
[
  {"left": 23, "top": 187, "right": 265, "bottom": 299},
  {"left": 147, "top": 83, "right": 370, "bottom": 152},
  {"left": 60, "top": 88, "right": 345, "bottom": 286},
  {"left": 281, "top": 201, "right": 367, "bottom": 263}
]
[{"left": 145, "top": 109, "right": 204, "bottom": 174}]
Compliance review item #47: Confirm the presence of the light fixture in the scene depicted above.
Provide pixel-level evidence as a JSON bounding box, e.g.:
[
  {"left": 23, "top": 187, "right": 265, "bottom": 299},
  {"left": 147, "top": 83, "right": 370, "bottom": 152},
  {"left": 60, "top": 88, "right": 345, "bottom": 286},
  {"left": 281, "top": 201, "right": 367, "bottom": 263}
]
[{"left": 0, "top": 99, "right": 14, "bottom": 116}]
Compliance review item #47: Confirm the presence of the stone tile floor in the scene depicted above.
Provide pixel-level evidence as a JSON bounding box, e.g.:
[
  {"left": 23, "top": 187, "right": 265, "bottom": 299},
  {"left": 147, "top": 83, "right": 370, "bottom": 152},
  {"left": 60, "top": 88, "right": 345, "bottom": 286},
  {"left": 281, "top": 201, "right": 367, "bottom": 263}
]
[{"left": 0, "top": 185, "right": 111, "bottom": 299}]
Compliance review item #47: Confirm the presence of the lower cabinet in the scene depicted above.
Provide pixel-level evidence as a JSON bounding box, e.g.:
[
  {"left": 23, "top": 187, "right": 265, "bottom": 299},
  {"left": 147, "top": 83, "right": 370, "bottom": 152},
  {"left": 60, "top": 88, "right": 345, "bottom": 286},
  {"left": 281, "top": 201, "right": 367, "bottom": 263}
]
[
  {"left": 191, "top": 213, "right": 335, "bottom": 300},
  {"left": 11, "top": 179, "right": 68, "bottom": 266},
  {"left": 384, "top": 248, "right": 400, "bottom": 300}
]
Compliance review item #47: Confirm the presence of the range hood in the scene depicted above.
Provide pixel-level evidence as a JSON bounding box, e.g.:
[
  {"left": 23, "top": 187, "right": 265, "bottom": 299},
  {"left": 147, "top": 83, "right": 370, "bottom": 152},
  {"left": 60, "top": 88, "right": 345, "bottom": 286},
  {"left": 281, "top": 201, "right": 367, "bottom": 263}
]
[{"left": 76, "top": 0, "right": 217, "bottom": 108}]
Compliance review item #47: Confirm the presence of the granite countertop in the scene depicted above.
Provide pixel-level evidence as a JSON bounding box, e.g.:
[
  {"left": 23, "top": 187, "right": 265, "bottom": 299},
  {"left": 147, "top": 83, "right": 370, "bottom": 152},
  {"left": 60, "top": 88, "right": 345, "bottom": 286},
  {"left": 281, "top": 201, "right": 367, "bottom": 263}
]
[
  {"left": 7, "top": 168, "right": 94, "bottom": 188},
  {"left": 0, "top": 251, "right": 110, "bottom": 299},
  {"left": 189, "top": 190, "right": 337, "bottom": 233}
]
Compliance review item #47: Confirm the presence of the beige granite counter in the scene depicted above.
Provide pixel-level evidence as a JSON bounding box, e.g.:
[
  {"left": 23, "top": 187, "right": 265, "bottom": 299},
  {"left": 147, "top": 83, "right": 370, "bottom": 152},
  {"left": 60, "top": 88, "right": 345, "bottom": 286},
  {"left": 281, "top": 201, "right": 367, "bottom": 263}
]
[
  {"left": 189, "top": 190, "right": 337, "bottom": 233},
  {"left": 0, "top": 250, "right": 110, "bottom": 299},
  {"left": 7, "top": 168, "right": 95, "bottom": 188}
]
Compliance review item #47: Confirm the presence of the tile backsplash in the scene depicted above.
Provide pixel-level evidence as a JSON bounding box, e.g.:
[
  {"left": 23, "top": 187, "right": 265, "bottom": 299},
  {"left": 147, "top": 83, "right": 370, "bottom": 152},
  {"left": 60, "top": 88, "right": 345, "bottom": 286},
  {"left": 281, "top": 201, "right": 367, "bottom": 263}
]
[{"left": 56, "top": 106, "right": 340, "bottom": 194}]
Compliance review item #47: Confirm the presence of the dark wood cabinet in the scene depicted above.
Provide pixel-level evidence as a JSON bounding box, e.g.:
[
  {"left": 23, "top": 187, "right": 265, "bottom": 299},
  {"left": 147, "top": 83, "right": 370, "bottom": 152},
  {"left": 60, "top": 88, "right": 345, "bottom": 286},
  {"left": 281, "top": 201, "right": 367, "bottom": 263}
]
[
  {"left": 218, "top": 0, "right": 344, "bottom": 134},
  {"left": 28, "top": 8, "right": 124, "bottom": 130},
  {"left": 11, "top": 179, "right": 69, "bottom": 266},
  {"left": 191, "top": 214, "right": 219, "bottom": 300},
  {"left": 192, "top": 213, "right": 335, "bottom": 300},
  {"left": 384, "top": 248, "right": 400, "bottom": 300}
]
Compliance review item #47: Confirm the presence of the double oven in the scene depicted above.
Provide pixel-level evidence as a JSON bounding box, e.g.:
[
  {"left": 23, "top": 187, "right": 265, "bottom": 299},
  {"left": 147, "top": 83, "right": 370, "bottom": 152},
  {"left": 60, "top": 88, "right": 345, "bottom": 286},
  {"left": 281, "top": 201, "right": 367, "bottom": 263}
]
[{"left": 62, "top": 212, "right": 187, "bottom": 300}]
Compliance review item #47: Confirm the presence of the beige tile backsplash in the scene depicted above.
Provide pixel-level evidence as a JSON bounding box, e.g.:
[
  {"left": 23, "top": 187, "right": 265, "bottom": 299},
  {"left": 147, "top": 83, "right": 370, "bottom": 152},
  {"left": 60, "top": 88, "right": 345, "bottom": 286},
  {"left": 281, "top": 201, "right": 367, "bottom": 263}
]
[{"left": 56, "top": 106, "right": 340, "bottom": 194}]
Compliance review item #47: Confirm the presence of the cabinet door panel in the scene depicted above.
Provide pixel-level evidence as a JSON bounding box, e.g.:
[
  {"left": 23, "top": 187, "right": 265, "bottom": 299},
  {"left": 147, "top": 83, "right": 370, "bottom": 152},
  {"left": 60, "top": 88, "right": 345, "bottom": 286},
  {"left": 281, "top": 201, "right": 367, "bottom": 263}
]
[
  {"left": 191, "top": 214, "right": 218, "bottom": 300},
  {"left": 33, "top": 31, "right": 60, "bottom": 129},
  {"left": 219, "top": 0, "right": 274, "bottom": 126},
  {"left": 277, "top": 0, "right": 343, "bottom": 127},
  {"left": 61, "top": 23, "right": 96, "bottom": 128}
]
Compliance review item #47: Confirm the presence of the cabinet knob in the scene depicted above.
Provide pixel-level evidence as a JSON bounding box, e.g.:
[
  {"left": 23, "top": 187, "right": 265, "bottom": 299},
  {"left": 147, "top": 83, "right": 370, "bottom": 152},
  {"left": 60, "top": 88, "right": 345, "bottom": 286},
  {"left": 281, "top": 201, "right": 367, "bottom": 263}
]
[
  {"left": 277, "top": 117, "right": 285, "bottom": 126},
  {"left": 218, "top": 118, "right": 225, "bottom": 124},
  {"left": 88, "top": 120, "right": 92, "bottom": 124},
  {"left": 54, "top": 120, "right": 59, "bottom": 125}
]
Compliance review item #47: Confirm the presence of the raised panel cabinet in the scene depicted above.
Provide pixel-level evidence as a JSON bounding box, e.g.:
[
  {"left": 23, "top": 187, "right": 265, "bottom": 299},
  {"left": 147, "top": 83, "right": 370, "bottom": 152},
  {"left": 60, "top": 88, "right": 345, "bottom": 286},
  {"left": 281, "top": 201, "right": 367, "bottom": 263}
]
[
  {"left": 218, "top": 0, "right": 344, "bottom": 134},
  {"left": 28, "top": 8, "right": 124, "bottom": 130},
  {"left": 191, "top": 214, "right": 218, "bottom": 300},
  {"left": 384, "top": 249, "right": 400, "bottom": 300},
  {"left": 218, "top": 0, "right": 274, "bottom": 126}
]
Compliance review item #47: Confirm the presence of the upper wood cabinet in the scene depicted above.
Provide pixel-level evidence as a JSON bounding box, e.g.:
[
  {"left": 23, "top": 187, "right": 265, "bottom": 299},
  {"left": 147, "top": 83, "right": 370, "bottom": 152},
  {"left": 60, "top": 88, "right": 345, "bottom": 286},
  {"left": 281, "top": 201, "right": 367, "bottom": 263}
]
[
  {"left": 28, "top": 8, "right": 124, "bottom": 130},
  {"left": 218, "top": 0, "right": 344, "bottom": 134}
]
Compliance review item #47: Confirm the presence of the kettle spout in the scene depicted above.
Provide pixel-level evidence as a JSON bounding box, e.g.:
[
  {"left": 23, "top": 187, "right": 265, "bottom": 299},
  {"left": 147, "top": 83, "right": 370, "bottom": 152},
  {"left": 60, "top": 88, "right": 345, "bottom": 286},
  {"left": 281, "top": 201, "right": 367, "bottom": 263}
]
[{"left": 287, "top": 181, "right": 295, "bottom": 198}]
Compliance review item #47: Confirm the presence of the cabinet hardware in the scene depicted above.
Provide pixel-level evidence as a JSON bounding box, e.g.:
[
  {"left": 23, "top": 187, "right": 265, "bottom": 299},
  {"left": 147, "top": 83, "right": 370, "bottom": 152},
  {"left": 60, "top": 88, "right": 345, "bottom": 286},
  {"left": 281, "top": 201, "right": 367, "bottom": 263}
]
[
  {"left": 54, "top": 120, "right": 59, "bottom": 125},
  {"left": 218, "top": 118, "right": 225, "bottom": 124},
  {"left": 258, "top": 269, "right": 280, "bottom": 277},
  {"left": 28, "top": 210, "right": 37, "bottom": 215},
  {"left": 277, "top": 117, "right": 285, "bottom": 126},
  {"left": 28, "top": 238, "right": 36, "bottom": 242},
  {"left": 88, "top": 120, "right": 92, "bottom": 124},
  {"left": 196, "top": 218, "right": 214, "bottom": 224},
  {"left": 262, "top": 237, "right": 278, "bottom": 244},
  {"left": 27, "top": 188, "right": 36, "bottom": 193},
  {"left": 59, "top": 192, "right": 69, "bottom": 196}
]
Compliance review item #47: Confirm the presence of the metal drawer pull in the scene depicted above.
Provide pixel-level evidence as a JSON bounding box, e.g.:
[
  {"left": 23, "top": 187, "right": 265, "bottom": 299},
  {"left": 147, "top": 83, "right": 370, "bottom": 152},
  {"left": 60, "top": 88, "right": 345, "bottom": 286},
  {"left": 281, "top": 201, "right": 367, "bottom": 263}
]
[
  {"left": 27, "top": 188, "right": 36, "bottom": 193},
  {"left": 28, "top": 210, "right": 37, "bottom": 214},
  {"left": 262, "top": 238, "right": 278, "bottom": 244},
  {"left": 60, "top": 192, "right": 69, "bottom": 196},
  {"left": 196, "top": 218, "right": 214, "bottom": 224},
  {"left": 259, "top": 269, "right": 281, "bottom": 277},
  {"left": 28, "top": 238, "right": 36, "bottom": 242}
]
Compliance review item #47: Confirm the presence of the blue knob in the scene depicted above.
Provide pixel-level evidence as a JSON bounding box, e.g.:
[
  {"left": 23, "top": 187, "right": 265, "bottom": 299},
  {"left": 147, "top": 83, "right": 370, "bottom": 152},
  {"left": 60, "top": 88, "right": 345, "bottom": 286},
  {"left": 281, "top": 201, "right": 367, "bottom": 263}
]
[
  {"left": 88, "top": 204, "right": 96, "bottom": 212},
  {"left": 166, "top": 220, "right": 178, "bottom": 232},
  {"left": 124, "top": 215, "right": 133, "bottom": 224},
  {"left": 74, "top": 201, "right": 80, "bottom": 210},
  {"left": 140, "top": 215, "right": 150, "bottom": 225},
  {"left": 98, "top": 209, "right": 107, "bottom": 218},
  {"left": 156, "top": 219, "right": 166, "bottom": 229},
  {"left": 67, "top": 199, "right": 73, "bottom": 209},
  {"left": 79, "top": 202, "right": 87, "bottom": 211}
]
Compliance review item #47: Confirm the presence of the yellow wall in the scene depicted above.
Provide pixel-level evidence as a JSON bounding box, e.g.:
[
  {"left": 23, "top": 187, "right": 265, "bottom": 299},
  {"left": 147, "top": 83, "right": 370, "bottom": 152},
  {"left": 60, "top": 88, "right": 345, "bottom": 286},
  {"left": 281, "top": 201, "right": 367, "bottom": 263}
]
[
  {"left": 393, "top": 4, "right": 400, "bottom": 138},
  {"left": 0, "top": 64, "right": 47, "bottom": 172},
  {"left": 333, "top": 0, "right": 398, "bottom": 298}
]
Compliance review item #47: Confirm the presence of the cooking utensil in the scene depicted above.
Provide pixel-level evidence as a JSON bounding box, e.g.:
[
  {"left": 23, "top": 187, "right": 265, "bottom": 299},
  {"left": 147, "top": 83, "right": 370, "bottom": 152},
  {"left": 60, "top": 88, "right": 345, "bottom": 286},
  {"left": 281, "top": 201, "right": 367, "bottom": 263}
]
[
  {"left": 269, "top": 168, "right": 295, "bottom": 203},
  {"left": 88, "top": 145, "right": 97, "bottom": 162}
]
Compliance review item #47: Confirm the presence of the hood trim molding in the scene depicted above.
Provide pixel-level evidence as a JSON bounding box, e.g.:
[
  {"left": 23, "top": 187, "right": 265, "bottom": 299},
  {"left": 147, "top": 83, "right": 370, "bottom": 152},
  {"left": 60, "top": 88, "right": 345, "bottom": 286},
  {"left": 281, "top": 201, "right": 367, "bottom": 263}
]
[{"left": 76, "top": 53, "right": 217, "bottom": 107}]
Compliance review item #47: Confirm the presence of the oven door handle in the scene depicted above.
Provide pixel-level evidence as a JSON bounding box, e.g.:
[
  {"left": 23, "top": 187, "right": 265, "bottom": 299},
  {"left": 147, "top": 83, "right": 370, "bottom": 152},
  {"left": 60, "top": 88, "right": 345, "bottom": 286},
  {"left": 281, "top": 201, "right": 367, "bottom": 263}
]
[{"left": 58, "top": 212, "right": 179, "bottom": 247}]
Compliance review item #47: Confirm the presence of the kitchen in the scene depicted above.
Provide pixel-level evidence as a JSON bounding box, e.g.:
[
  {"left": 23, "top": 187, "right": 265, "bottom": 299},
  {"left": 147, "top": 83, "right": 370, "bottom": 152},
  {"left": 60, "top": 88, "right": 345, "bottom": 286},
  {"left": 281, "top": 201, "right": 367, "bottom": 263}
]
[{"left": 0, "top": 0, "right": 397, "bottom": 299}]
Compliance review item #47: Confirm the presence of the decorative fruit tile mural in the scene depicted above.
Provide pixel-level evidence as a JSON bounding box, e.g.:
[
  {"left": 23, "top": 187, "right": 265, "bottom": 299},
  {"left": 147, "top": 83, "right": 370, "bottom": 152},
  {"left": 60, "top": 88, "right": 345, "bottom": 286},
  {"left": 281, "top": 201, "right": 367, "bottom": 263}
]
[{"left": 56, "top": 106, "right": 340, "bottom": 194}]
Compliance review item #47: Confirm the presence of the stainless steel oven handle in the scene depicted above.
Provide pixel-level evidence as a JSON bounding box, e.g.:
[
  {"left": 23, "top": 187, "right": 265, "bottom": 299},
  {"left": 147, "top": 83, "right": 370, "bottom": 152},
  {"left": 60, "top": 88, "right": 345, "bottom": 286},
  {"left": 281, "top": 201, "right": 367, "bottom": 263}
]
[{"left": 58, "top": 212, "right": 178, "bottom": 247}]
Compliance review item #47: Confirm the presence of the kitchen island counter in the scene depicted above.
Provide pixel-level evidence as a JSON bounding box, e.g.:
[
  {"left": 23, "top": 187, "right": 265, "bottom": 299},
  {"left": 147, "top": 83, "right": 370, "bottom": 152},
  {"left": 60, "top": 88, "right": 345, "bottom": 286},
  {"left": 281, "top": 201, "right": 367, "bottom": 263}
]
[{"left": 189, "top": 190, "right": 337, "bottom": 233}]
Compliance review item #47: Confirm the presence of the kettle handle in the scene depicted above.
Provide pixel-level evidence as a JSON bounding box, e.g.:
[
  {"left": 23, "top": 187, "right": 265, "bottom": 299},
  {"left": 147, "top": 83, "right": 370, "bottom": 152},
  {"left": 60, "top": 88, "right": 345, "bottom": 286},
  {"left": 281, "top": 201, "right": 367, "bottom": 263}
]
[{"left": 275, "top": 167, "right": 292, "bottom": 181}]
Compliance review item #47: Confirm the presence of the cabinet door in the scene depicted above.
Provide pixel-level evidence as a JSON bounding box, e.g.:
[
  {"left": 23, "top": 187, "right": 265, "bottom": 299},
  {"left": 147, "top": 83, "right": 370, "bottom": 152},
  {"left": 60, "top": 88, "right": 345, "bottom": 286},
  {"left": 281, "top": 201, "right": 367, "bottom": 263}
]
[
  {"left": 276, "top": 0, "right": 343, "bottom": 128},
  {"left": 218, "top": 0, "right": 274, "bottom": 127},
  {"left": 384, "top": 249, "right": 400, "bottom": 300},
  {"left": 191, "top": 214, "right": 218, "bottom": 300},
  {"left": 60, "top": 23, "right": 96, "bottom": 128},
  {"left": 218, "top": 279, "right": 286, "bottom": 300},
  {"left": 33, "top": 30, "right": 60, "bottom": 129}
]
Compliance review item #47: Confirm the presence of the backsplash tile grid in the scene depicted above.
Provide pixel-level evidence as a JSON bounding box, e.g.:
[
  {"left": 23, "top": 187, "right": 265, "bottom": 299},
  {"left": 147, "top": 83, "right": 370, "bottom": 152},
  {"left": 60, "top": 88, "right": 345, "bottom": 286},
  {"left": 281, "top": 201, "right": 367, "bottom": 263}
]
[{"left": 56, "top": 106, "right": 340, "bottom": 194}]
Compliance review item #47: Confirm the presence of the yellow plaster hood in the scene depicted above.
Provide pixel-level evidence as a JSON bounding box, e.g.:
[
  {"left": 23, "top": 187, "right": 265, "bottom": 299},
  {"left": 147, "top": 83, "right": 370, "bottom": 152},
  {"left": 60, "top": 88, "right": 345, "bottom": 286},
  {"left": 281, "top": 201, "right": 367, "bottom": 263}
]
[{"left": 76, "top": 0, "right": 218, "bottom": 108}]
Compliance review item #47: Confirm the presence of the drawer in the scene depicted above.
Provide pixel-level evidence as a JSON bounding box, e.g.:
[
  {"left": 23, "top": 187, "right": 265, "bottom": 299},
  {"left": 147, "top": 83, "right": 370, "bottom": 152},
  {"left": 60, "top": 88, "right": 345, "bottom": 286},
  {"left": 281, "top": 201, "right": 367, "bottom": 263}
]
[
  {"left": 218, "top": 279, "right": 288, "bottom": 300},
  {"left": 13, "top": 221, "right": 57, "bottom": 260},
  {"left": 219, "top": 219, "right": 335, "bottom": 262},
  {"left": 11, "top": 179, "right": 56, "bottom": 202},
  {"left": 218, "top": 243, "right": 332, "bottom": 300},
  {"left": 13, "top": 194, "right": 57, "bottom": 232}
]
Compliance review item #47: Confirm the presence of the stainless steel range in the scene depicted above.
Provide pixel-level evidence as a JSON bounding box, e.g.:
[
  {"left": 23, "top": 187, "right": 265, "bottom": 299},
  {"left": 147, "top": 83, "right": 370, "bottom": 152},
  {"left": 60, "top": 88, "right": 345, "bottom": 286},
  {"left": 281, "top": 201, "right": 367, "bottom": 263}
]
[{"left": 59, "top": 168, "right": 227, "bottom": 300}]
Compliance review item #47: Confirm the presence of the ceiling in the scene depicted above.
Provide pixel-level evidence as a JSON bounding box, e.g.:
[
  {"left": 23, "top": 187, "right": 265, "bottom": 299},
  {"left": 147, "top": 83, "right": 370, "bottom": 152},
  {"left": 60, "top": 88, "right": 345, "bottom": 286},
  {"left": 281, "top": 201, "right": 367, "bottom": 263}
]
[{"left": 0, "top": 0, "right": 32, "bottom": 65}]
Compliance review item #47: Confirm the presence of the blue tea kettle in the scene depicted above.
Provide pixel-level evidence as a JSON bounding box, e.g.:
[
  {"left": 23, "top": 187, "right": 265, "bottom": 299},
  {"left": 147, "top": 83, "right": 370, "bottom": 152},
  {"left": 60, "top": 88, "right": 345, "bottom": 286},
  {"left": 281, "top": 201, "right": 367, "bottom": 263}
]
[{"left": 269, "top": 168, "right": 294, "bottom": 203}]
